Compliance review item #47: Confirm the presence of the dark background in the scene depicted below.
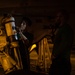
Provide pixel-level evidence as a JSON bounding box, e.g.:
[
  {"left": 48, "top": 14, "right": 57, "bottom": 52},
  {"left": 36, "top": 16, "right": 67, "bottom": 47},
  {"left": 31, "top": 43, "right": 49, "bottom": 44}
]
[
  {"left": 0, "top": 1, "right": 75, "bottom": 75},
  {"left": 0, "top": 0, "right": 75, "bottom": 45}
]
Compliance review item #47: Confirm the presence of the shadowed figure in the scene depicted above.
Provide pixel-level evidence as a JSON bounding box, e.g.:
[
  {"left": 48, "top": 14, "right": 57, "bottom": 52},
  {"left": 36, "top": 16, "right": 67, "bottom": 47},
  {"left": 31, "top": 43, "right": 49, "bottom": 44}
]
[{"left": 49, "top": 9, "right": 74, "bottom": 75}]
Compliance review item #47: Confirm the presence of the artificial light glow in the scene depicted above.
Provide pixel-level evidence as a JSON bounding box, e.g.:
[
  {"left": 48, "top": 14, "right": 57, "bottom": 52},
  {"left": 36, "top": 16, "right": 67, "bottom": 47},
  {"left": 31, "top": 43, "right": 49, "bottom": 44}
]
[{"left": 30, "top": 44, "right": 36, "bottom": 52}]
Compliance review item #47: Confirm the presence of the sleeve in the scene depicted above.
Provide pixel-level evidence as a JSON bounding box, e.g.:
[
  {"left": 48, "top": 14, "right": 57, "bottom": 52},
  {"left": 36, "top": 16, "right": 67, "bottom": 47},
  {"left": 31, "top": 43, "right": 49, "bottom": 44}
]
[
  {"left": 52, "top": 28, "right": 73, "bottom": 57},
  {"left": 23, "top": 32, "right": 34, "bottom": 46}
]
